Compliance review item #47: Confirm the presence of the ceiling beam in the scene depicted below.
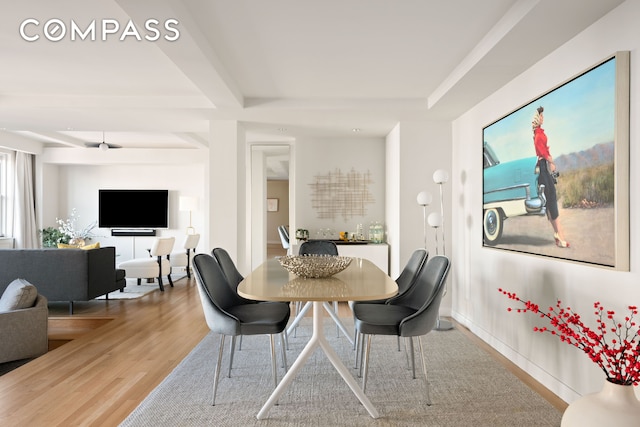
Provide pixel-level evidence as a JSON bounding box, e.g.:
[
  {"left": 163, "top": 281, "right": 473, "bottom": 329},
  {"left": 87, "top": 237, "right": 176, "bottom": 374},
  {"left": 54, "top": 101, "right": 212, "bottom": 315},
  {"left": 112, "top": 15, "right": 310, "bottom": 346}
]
[
  {"left": 115, "top": 0, "right": 244, "bottom": 109},
  {"left": 428, "top": 0, "right": 540, "bottom": 109}
]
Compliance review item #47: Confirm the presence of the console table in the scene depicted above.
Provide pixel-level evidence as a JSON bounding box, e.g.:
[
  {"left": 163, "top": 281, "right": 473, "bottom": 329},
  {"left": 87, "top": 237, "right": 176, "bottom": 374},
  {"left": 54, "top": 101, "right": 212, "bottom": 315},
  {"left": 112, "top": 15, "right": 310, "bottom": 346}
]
[{"left": 290, "top": 241, "right": 389, "bottom": 273}]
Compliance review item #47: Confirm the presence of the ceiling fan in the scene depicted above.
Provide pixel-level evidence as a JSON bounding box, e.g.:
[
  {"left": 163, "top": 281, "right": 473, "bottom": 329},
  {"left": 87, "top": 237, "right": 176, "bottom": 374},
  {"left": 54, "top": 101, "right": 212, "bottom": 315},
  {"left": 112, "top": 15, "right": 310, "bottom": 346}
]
[{"left": 85, "top": 132, "right": 122, "bottom": 151}]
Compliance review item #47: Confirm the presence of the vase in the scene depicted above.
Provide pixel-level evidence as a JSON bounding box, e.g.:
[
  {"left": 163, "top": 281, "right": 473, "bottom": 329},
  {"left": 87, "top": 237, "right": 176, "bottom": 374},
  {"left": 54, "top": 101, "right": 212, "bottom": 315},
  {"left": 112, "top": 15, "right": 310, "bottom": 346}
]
[
  {"left": 561, "top": 379, "right": 640, "bottom": 427},
  {"left": 69, "top": 237, "right": 85, "bottom": 247}
]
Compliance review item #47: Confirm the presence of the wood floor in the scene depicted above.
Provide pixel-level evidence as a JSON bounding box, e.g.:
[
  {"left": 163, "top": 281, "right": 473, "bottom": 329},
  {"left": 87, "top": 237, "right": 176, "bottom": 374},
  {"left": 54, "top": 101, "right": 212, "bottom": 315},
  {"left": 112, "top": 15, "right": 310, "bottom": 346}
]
[{"left": 0, "top": 263, "right": 566, "bottom": 426}]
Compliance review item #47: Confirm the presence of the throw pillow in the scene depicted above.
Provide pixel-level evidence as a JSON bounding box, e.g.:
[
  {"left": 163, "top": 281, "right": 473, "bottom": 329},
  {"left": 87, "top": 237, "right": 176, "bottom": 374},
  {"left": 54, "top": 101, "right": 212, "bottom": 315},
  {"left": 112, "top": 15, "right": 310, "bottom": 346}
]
[
  {"left": 58, "top": 242, "right": 100, "bottom": 250},
  {"left": 80, "top": 242, "right": 100, "bottom": 250},
  {"left": 0, "top": 278, "right": 38, "bottom": 311}
]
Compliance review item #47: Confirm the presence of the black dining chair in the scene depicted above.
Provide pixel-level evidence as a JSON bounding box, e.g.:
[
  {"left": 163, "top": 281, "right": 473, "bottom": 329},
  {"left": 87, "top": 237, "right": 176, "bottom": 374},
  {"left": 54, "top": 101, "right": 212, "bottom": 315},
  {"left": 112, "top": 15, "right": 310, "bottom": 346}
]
[
  {"left": 212, "top": 247, "right": 254, "bottom": 302},
  {"left": 352, "top": 248, "right": 428, "bottom": 367},
  {"left": 353, "top": 255, "right": 450, "bottom": 405},
  {"left": 211, "top": 247, "right": 290, "bottom": 367},
  {"left": 193, "top": 253, "right": 290, "bottom": 406},
  {"left": 298, "top": 240, "right": 338, "bottom": 256},
  {"left": 297, "top": 240, "right": 340, "bottom": 334}
]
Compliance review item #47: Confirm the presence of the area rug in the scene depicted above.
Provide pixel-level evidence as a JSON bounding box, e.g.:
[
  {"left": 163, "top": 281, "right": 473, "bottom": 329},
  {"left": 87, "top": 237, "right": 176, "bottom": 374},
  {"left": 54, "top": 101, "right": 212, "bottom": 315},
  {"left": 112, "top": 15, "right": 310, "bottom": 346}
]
[
  {"left": 95, "top": 283, "right": 159, "bottom": 300},
  {"left": 120, "top": 319, "right": 562, "bottom": 426}
]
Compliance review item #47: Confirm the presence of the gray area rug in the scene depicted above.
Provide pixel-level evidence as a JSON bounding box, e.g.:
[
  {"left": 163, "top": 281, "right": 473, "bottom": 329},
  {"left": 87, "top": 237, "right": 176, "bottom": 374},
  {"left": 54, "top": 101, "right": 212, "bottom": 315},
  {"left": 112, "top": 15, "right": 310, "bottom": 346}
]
[
  {"left": 121, "top": 319, "right": 562, "bottom": 426},
  {"left": 95, "top": 283, "right": 158, "bottom": 300}
]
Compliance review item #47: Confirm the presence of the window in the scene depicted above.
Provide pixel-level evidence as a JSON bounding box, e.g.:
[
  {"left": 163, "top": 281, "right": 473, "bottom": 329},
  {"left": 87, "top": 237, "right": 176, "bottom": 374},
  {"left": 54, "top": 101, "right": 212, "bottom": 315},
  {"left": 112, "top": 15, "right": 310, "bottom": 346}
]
[{"left": 0, "top": 151, "right": 10, "bottom": 237}]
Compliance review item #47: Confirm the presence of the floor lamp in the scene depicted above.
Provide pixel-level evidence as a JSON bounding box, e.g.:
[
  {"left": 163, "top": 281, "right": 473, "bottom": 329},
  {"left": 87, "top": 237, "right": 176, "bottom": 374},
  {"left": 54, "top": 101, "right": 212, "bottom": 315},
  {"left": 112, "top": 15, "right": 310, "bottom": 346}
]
[
  {"left": 427, "top": 212, "right": 442, "bottom": 255},
  {"left": 179, "top": 196, "right": 198, "bottom": 235},
  {"left": 433, "top": 169, "right": 453, "bottom": 331},
  {"left": 416, "top": 191, "right": 433, "bottom": 251}
]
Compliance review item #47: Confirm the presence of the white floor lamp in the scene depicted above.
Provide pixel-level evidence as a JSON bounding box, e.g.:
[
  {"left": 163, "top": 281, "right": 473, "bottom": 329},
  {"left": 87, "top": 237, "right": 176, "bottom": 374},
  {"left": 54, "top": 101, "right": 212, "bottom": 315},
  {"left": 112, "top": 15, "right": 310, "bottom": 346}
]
[
  {"left": 179, "top": 196, "right": 198, "bottom": 235},
  {"left": 432, "top": 169, "right": 453, "bottom": 331},
  {"left": 416, "top": 191, "right": 433, "bottom": 251}
]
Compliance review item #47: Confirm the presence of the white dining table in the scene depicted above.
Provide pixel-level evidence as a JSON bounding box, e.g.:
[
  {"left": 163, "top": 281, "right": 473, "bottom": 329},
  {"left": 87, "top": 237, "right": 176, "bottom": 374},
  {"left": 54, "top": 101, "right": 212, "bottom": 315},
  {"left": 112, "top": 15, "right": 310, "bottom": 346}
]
[{"left": 238, "top": 257, "right": 398, "bottom": 419}]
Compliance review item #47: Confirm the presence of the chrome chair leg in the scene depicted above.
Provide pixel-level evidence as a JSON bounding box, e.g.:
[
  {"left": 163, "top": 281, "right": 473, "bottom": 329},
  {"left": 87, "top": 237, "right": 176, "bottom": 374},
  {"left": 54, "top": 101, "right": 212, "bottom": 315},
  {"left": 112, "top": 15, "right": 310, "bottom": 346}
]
[
  {"left": 280, "top": 332, "right": 288, "bottom": 372},
  {"left": 362, "top": 334, "right": 373, "bottom": 393},
  {"left": 417, "top": 336, "right": 431, "bottom": 406},
  {"left": 334, "top": 301, "right": 340, "bottom": 336},
  {"left": 403, "top": 336, "right": 411, "bottom": 370},
  {"left": 358, "top": 332, "right": 367, "bottom": 378},
  {"left": 409, "top": 337, "right": 416, "bottom": 379},
  {"left": 228, "top": 335, "right": 236, "bottom": 377},
  {"left": 269, "top": 334, "right": 278, "bottom": 390},
  {"left": 354, "top": 331, "right": 360, "bottom": 369},
  {"left": 212, "top": 334, "right": 225, "bottom": 406}
]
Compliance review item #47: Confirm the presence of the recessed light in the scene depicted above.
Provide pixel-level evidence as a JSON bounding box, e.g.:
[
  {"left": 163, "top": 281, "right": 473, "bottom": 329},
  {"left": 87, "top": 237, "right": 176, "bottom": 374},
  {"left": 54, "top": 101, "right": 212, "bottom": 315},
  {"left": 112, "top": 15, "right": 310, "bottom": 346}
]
[
  {"left": 277, "top": 127, "right": 288, "bottom": 132},
  {"left": 352, "top": 128, "right": 361, "bottom": 132}
]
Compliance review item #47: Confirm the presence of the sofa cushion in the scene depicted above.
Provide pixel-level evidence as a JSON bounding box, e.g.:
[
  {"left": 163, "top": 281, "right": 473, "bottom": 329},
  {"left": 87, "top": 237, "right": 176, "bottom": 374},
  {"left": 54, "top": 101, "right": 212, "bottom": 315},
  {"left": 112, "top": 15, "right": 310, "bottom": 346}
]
[{"left": 0, "top": 278, "right": 38, "bottom": 312}]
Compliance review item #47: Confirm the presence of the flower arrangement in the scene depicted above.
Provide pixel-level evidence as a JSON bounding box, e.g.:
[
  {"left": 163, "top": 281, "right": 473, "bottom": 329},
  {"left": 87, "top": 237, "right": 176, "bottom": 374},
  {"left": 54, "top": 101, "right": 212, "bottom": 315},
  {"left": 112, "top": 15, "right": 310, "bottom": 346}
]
[
  {"left": 499, "top": 288, "right": 640, "bottom": 386},
  {"left": 56, "top": 208, "right": 97, "bottom": 243}
]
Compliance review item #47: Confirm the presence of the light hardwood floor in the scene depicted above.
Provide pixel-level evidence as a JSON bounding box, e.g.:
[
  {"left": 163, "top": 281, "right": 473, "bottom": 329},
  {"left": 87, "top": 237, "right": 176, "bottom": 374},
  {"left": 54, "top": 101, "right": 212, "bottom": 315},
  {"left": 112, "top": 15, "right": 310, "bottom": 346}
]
[{"left": 0, "top": 266, "right": 566, "bottom": 426}]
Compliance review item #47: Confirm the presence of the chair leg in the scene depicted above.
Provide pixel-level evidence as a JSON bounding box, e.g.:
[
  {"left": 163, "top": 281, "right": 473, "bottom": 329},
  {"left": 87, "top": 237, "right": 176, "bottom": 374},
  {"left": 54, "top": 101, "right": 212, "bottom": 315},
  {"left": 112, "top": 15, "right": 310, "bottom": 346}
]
[
  {"left": 157, "top": 275, "right": 165, "bottom": 292},
  {"left": 358, "top": 332, "right": 367, "bottom": 378},
  {"left": 228, "top": 336, "right": 237, "bottom": 377},
  {"left": 238, "top": 335, "right": 243, "bottom": 351},
  {"left": 269, "top": 334, "right": 278, "bottom": 390},
  {"left": 417, "top": 336, "right": 431, "bottom": 406},
  {"left": 409, "top": 337, "right": 416, "bottom": 379},
  {"left": 279, "top": 333, "right": 288, "bottom": 372},
  {"left": 403, "top": 337, "right": 411, "bottom": 370},
  {"left": 335, "top": 303, "right": 339, "bottom": 337},
  {"left": 186, "top": 251, "right": 192, "bottom": 279},
  {"left": 167, "top": 273, "right": 174, "bottom": 287},
  {"left": 362, "top": 334, "right": 373, "bottom": 393},
  {"left": 212, "top": 334, "right": 225, "bottom": 406},
  {"left": 354, "top": 331, "right": 360, "bottom": 369}
]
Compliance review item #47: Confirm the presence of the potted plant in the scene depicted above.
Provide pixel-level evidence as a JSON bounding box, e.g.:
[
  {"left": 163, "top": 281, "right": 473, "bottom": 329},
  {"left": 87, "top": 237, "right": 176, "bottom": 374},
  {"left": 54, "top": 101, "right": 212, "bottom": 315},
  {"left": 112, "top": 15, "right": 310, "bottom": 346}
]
[
  {"left": 40, "top": 227, "right": 69, "bottom": 248},
  {"left": 499, "top": 288, "right": 640, "bottom": 426}
]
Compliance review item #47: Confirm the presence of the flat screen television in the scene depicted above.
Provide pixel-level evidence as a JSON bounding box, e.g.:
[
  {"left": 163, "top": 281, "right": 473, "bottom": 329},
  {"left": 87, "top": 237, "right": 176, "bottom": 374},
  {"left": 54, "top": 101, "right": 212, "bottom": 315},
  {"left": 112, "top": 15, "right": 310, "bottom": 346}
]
[{"left": 99, "top": 189, "right": 169, "bottom": 229}]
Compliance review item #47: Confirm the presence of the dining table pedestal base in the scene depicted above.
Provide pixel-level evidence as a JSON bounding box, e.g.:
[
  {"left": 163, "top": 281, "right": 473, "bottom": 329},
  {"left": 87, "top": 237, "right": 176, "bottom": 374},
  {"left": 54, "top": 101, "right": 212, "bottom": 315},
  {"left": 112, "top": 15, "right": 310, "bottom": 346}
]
[{"left": 256, "top": 301, "right": 379, "bottom": 420}]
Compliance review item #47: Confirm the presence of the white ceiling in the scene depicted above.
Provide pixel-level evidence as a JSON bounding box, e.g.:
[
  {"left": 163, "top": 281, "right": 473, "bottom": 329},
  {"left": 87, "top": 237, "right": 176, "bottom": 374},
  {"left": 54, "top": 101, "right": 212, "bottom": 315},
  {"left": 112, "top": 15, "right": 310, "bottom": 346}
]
[{"left": 0, "top": 0, "right": 624, "bottom": 177}]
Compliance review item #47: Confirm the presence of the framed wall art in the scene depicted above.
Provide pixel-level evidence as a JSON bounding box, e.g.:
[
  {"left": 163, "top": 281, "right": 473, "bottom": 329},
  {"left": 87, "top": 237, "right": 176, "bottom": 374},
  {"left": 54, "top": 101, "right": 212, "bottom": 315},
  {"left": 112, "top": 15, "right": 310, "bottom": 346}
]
[
  {"left": 482, "top": 51, "right": 629, "bottom": 270},
  {"left": 267, "top": 198, "right": 279, "bottom": 212}
]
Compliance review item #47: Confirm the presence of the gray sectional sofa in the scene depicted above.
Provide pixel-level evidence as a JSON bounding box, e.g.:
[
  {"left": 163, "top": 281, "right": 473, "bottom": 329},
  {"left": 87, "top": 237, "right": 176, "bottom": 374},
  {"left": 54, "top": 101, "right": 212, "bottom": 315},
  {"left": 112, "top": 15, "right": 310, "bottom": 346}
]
[{"left": 0, "top": 246, "right": 124, "bottom": 313}]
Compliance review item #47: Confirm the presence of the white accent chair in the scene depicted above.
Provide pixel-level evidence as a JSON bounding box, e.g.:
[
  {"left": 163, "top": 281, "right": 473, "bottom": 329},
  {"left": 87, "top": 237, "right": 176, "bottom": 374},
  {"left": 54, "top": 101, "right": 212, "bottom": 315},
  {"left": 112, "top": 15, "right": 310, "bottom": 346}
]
[
  {"left": 170, "top": 234, "right": 200, "bottom": 279},
  {"left": 118, "top": 237, "right": 175, "bottom": 291}
]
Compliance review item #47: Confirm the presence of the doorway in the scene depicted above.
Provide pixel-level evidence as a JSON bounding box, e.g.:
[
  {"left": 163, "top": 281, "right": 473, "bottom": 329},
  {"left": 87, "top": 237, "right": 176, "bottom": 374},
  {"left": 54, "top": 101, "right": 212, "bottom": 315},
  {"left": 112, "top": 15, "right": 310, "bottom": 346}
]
[{"left": 250, "top": 145, "right": 291, "bottom": 268}]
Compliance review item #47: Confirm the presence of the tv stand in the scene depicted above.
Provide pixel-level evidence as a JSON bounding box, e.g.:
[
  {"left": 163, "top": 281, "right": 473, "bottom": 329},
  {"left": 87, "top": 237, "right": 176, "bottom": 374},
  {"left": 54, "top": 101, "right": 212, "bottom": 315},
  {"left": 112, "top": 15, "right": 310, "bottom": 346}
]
[{"left": 111, "top": 229, "right": 156, "bottom": 237}]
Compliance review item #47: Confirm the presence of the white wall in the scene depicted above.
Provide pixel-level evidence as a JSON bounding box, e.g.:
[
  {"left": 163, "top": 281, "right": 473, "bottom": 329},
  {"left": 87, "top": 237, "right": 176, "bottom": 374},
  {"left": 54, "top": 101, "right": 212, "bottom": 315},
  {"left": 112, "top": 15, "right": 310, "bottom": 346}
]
[
  {"left": 451, "top": 0, "right": 638, "bottom": 402},
  {"left": 42, "top": 161, "right": 205, "bottom": 261},
  {"left": 293, "top": 137, "right": 386, "bottom": 239},
  {"left": 385, "top": 121, "right": 452, "bottom": 307}
]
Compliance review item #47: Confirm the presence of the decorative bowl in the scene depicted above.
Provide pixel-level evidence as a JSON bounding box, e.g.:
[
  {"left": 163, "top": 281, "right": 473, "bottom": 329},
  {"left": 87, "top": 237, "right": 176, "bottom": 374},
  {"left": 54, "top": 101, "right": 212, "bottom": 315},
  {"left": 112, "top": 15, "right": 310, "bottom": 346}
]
[{"left": 278, "top": 255, "right": 352, "bottom": 278}]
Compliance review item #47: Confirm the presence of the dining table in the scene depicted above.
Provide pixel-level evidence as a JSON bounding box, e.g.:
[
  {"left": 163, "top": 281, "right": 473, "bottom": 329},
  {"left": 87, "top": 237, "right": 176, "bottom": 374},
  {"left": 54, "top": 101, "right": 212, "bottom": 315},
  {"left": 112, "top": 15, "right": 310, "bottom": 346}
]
[{"left": 238, "top": 256, "right": 398, "bottom": 420}]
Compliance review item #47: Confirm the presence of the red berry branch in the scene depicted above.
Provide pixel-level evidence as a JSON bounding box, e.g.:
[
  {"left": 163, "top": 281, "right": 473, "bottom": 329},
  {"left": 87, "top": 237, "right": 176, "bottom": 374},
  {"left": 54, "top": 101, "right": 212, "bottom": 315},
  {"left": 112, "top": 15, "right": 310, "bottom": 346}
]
[{"left": 498, "top": 288, "right": 640, "bottom": 386}]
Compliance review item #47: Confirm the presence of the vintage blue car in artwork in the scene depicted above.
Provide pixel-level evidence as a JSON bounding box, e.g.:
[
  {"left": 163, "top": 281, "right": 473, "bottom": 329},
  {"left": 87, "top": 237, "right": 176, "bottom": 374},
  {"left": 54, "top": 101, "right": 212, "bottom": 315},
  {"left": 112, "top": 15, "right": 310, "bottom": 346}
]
[{"left": 482, "top": 141, "right": 546, "bottom": 245}]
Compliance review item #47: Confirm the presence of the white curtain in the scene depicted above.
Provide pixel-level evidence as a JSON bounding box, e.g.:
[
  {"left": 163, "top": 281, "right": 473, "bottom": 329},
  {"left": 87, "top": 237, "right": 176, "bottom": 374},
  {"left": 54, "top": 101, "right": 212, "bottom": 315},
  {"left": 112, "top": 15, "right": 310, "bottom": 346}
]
[{"left": 13, "top": 152, "right": 39, "bottom": 248}]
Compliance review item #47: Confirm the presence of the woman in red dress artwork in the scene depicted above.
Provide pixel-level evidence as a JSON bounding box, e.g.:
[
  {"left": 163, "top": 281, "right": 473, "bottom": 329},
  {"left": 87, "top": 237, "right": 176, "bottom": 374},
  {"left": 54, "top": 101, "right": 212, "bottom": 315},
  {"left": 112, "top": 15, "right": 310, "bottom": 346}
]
[{"left": 533, "top": 106, "right": 569, "bottom": 248}]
